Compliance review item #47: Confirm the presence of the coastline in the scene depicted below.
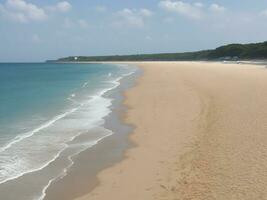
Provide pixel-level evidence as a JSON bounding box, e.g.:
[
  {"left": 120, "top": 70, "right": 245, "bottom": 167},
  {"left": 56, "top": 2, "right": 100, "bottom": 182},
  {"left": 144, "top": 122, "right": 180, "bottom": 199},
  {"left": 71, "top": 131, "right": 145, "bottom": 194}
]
[
  {"left": 0, "top": 63, "right": 141, "bottom": 200},
  {"left": 42, "top": 64, "right": 142, "bottom": 200},
  {"left": 75, "top": 61, "right": 267, "bottom": 200}
]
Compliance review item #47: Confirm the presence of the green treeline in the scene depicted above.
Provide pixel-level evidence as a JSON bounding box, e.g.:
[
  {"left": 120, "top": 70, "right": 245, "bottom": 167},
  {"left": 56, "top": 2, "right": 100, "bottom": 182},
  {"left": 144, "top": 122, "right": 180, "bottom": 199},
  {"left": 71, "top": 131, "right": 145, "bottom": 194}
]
[{"left": 55, "top": 41, "right": 267, "bottom": 62}]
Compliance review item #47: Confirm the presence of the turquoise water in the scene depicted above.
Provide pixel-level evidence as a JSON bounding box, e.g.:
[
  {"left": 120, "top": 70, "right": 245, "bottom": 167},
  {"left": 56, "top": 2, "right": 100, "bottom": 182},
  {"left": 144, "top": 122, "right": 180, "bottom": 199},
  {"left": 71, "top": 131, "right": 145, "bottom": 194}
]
[
  {"left": 0, "top": 63, "right": 136, "bottom": 200},
  {"left": 0, "top": 63, "right": 118, "bottom": 144}
]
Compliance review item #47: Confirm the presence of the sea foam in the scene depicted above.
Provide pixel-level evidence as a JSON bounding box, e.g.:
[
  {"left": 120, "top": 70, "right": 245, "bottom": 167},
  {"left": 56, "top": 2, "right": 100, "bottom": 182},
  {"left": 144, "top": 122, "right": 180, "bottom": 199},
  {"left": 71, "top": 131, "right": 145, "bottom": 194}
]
[{"left": 0, "top": 63, "right": 137, "bottom": 200}]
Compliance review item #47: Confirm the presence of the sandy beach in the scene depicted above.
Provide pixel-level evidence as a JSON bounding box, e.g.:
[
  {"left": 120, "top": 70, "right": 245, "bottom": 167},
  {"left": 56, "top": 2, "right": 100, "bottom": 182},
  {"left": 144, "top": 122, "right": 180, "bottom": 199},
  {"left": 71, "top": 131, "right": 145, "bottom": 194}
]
[{"left": 76, "top": 61, "right": 267, "bottom": 200}]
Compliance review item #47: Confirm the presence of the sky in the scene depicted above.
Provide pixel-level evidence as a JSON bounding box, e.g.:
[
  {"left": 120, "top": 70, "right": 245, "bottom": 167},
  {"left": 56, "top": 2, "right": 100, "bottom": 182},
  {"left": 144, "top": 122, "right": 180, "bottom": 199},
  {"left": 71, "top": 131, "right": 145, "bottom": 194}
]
[{"left": 0, "top": 0, "right": 267, "bottom": 62}]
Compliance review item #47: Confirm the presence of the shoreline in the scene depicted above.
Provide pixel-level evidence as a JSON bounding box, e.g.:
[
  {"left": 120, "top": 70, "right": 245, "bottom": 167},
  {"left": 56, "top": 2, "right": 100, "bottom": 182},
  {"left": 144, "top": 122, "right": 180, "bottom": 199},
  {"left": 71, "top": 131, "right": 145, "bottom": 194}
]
[
  {"left": 75, "top": 61, "right": 267, "bottom": 200},
  {"left": 52, "top": 60, "right": 267, "bottom": 66},
  {"left": 42, "top": 64, "right": 142, "bottom": 200},
  {"left": 0, "top": 63, "right": 141, "bottom": 200}
]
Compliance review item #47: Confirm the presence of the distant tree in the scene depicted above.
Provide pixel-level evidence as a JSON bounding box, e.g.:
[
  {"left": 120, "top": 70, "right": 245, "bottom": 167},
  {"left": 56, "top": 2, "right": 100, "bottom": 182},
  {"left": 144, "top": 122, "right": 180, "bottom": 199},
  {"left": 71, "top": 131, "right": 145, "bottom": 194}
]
[{"left": 54, "top": 41, "right": 267, "bottom": 62}]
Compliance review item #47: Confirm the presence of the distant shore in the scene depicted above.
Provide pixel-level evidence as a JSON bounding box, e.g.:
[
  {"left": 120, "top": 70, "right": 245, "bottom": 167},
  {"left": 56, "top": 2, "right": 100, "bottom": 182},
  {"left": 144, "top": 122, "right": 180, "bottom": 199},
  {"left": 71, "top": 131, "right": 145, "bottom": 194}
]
[
  {"left": 52, "top": 59, "right": 267, "bottom": 67},
  {"left": 75, "top": 61, "right": 267, "bottom": 200},
  {"left": 50, "top": 41, "right": 267, "bottom": 63}
]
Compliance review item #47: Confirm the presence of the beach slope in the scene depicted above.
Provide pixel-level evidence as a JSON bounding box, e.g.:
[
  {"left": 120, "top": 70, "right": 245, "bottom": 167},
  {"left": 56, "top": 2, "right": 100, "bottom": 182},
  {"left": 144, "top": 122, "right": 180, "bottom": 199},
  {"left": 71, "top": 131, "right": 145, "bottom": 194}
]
[{"left": 76, "top": 62, "right": 267, "bottom": 200}]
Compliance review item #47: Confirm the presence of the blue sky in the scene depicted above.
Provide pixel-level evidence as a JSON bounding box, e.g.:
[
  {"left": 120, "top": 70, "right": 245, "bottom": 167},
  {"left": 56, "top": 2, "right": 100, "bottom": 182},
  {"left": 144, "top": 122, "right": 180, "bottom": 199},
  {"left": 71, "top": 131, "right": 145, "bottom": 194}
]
[{"left": 0, "top": 0, "right": 267, "bottom": 62}]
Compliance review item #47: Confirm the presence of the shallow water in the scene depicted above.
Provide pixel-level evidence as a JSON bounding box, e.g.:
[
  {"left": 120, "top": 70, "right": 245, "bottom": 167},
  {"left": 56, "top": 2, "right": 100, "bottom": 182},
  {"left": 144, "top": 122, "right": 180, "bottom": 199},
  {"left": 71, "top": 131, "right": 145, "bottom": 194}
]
[{"left": 0, "top": 63, "right": 136, "bottom": 200}]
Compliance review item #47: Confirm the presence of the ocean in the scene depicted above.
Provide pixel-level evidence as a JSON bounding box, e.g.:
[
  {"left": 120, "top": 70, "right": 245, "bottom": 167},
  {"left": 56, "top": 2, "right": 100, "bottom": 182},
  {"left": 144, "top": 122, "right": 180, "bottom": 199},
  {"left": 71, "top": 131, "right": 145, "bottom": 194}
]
[{"left": 0, "top": 63, "right": 136, "bottom": 200}]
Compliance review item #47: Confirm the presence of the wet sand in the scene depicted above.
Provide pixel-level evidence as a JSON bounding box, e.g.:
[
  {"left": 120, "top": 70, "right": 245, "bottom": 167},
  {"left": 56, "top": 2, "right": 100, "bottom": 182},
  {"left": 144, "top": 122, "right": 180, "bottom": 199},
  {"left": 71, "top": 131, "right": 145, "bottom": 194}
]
[
  {"left": 76, "top": 61, "right": 267, "bottom": 200},
  {"left": 42, "top": 67, "right": 141, "bottom": 200}
]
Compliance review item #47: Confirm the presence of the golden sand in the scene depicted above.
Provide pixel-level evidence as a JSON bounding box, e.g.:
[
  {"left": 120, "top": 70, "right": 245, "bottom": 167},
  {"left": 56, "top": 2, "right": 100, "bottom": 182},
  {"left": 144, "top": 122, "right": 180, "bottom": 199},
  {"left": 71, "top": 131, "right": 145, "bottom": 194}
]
[{"left": 76, "top": 62, "right": 267, "bottom": 200}]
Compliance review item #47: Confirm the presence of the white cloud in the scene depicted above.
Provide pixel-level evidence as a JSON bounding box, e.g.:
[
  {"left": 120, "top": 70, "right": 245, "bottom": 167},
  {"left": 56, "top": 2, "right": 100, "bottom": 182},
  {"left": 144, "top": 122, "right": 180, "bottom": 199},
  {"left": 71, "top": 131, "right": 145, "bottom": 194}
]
[
  {"left": 0, "top": 0, "right": 71, "bottom": 23},
  {"left": 158, "top": 0, "right": 204, "bottom": 19},
  {"left": 0, "top": 4, "right": 25, "bottom": 22},
  {"left": 78, "top": 19, "right": 89, "bottom": 28},
  {"left": 1, "top": 0, "right": 47, "bottom": 22},
  {"left": 159, "top": 1, "right": 226, "bottom": 20},
  {"left": 209, "top": 4, "right": 225, "bottom": 13},
  {"left": 113, "top": 8, "right": 153, "bottom": 28},
  {"left": 47, "top": 1, "right": 72, "bottom": 13}
]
